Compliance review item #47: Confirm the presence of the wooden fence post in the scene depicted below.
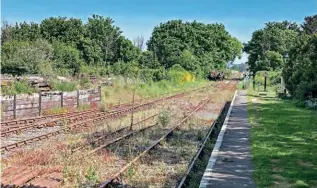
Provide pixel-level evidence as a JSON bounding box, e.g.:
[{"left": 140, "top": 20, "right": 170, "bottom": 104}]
[
  {"left": 13, "top": 94, "right": 17, "bottom": 119},
  {"left": 61, "top": 92, "right": 64, "bottom": 108},
  {"left": 98, "top": 85, "right": 102, "bottom": 102},
  {"left": 77, "top": 90, "right": 80, "bottom": 108},
  {"left": 39, "top": 92, "right": 42, "bottom": 116}
]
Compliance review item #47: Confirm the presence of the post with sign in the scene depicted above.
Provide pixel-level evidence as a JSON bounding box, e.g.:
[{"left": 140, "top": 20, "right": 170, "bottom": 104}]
[{"left": 264, "top": 71, "right": 268, "bottom": 92}]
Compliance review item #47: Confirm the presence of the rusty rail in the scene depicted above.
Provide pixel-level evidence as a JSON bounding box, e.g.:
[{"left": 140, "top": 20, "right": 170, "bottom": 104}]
[
  {"left": 71, "top": 113, "right": 160, "bottom": 153},
  {"left": 88, "top": 123, "right": 158, "bottom": 155},
  {"left": 1, "top": 86, "right": 206, "bottom": 137},
  {"left": 176, "top": 101, "right": 229, "bottom": 188},
  {"left": 98, "top": 97, "right": 211, "bottom": 188},
  {"left": 1, "top": 89, "right": 199, "bottom": 152},
  {"left": 1, "top": 86, "right": 202, "bottom": 127},
  {"left": 1, "top": 108, "right": 100, "bottom": 127}
]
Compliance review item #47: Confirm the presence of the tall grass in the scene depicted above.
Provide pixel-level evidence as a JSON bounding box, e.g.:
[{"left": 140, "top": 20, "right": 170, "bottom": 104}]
[{"left": 50, "top": 80, "right": 77, "bottom": 92}]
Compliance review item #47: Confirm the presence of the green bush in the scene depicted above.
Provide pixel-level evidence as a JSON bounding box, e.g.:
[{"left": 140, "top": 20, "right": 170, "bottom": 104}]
[
  {"left": 158, "top": 110, "right": 170, "bottom": 127},
  {"left": 254, "top": 71, "right": 281, "bottom": 87},
  {"left": 50, "top": 80, "right": 77, "bottom": 92},
  {"left": 282, "top": 34, "right": 317, "bottom": 99},
  {"left": 2, "top": 80, "right": 36, "bottom": 95},
  {"left": 81, "top": 64, "right": 108, "bottom": 77},
  {"left": 138, "top": 68, "right": 167, "bottom": 82}
]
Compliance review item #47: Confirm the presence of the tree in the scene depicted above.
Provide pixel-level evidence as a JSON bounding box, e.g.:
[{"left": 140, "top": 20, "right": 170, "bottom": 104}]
[
  {"left": 52, "top": 42, "right": 83, "bottom": 76},
  {"left": 40, "top": 17, "right": 84, "bottom": 45},
  {"left": 176, "top": 50, "right": 200, "bottom": 74},
  {"left": 282, "top": 33, "right": 317, "bottom": 99},
  {"left": 147, "top": 20, "right": 242, "bottom": 76},
  {"left": 116, "top": 36, "right": 141, "bottom": 62},
  {"left": 1, "top": 21, "right": 14, "bottom": 44},
  {"left": 85, "top": 14, "right": 122, "bottom": 62},
  {"left": 1, "top": 39, "right": 53, "bottom": 75},
  {"left": 138, "top": 51, "right": 160, "bottom": 69},
  {"left": 302, "top": 14, "right": 317, "bottom": 35},
  {"left": 133, "top": 35, "right": 145, "bottom": 51},
  {"left": 255, "top": 51, "right": 284, "bottom": 71},
  {"left": 1, "top": 21, "right": 41, "bottom": 43},
  {"left": 244, "top": 21, "right": 299, "bottom": 73}
]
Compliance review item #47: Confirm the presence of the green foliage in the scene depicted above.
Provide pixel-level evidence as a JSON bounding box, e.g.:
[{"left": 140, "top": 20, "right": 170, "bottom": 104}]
[
  {"left": 52, "top": 42, "right": 82, "bottom": 75},
  {"left": 79, "top": 75, "right": 92, "bottom": 89},
  {"left": 50, "top": 80, "right": 77, "bottom": 92},
  {"left": 138, "top": 51, "right": 160, "bottom": 69},
  {"left": 302, "top": 14, "right": 317, "bottom": 35},
  {"left": 1, "top": 39, "right": 53, "bottom": 75},
  {"left": 1, "top": 15, "right": 242, "bottom": 83},
  {"left": 282, "top": 33, "right": 317, "bottom": 99},
  {"left": 244, "top": 21, "right": 299, "bottom": 73},
  {"left": 84, "top": 167, "right": 98, "bottom": 187},
  {"left": 1, "top": 80, "right": 36, "bottom": 95},
  {"left": 158, "top": 110, "right": 171, "bottom": 127},
  {"left": 81, "top": 64, "right": 108, "bottom": 77},
  {"left": 1, "top": 14, "right": 140, "bottom": 76},
  {"left": 40, "top": 17, "right": 84, "bottom": 45},
  {"left": 139, "top": 68, "right": 166, "bottom": 82},
  {"left": 255, "top": 51, "right": 284, "bottom": 71},
  {"left": 254, "top": 71, "right": 281, "bottom": 87},
  {"left": 116, "top": 36, "right": 141, "bottom": 62},
  {"left": 147, "top": 20, "right": 242, "bottom": 77},
  {"left": 176, "top": 50, "right": 201, "bottom": 75},
  {"left": 246, "top": 15, "right": 317, "bottom": 100}
]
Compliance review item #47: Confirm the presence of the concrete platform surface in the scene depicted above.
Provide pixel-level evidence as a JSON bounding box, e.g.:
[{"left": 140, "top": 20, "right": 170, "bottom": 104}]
[{"left": 200, "top": 90, "right": 256, "bottom": 188}]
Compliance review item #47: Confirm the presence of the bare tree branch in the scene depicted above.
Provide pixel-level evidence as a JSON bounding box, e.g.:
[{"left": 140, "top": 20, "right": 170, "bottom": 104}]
[{"left": 133, "top": 35, "right": 144, "bottom": 51}]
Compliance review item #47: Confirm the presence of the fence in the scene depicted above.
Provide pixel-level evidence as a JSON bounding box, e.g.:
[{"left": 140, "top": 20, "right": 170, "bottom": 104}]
[{"left": 0, "top": 86, "right": 101, "bottom": 120}]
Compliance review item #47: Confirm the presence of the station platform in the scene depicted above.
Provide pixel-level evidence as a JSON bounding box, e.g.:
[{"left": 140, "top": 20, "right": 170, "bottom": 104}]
[{"left": 199, "top": 90, "right": 256, "bottom": 188}]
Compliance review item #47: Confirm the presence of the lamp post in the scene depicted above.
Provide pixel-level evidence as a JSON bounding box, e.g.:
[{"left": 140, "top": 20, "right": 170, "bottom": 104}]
[{"left": 282, "top": 53, "right": 289, "bottom": 95}]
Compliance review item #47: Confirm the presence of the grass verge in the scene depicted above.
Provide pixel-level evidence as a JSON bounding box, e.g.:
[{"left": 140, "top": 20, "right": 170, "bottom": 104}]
[{"left": 247, "top": 88, "right": 317, "bottom": 188}]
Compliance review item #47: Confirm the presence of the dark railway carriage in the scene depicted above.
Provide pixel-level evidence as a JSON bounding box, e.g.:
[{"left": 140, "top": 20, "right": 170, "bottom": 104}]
[{"left": 208, "top": 70, "right": 225, "bottom": 81}]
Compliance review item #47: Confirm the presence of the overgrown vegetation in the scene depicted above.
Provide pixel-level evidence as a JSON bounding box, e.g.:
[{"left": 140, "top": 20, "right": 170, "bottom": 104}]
[
  {"left": 158, "top": 110, "right": 170, "bottom": 127},
  {"left": 50, "top": 80, "right": 77, "bottom": 92},
  {"left": 244, "top": 14, "right": 317, "bottom": 100},
  {"left": 1, "top": 80, "right": 36, "bottom": 95}
]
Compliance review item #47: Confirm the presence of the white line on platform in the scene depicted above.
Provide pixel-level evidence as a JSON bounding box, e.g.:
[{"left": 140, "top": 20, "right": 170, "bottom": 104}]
[{"left": 199, "top": 90, "right": 238, "bottom": 188}]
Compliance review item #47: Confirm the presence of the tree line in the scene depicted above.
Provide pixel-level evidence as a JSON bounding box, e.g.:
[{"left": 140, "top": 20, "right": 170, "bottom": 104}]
[
  {"left": 244, "top": 14, "right": 317, "bottom": 100},
  {"left": 1, "top": 15, "right": 242, "bottom": 81}
]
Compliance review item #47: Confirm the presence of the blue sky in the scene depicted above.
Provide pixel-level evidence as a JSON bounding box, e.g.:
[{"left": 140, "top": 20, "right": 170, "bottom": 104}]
[{"left": 2, "top": 0, "right": 316, "bottom": 63}]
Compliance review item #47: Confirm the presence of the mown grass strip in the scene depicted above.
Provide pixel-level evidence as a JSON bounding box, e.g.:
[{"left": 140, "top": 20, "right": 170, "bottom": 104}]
[{"left": 247, "top": 91, "right": 317, "bottom": 188}]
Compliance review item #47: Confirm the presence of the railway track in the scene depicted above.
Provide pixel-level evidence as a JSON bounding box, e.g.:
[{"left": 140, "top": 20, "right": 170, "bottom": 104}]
[
  {"left": 0, "top": 112, "right": 162, "bottom": 187},
  {"left": 71, "top": 112, "right": 160, "bottom": 153},
  {"left": 1, "top": 86, "right": 206, "bottom": 137},
  {"left": 0, "top": 89, "right": 202, "bottom": 187},
  {"left": 1, "top": 87, "right": 205, "bottom": 152},
  {"left": 1, "top": 81, "right": 237, "bottom": 187},
  {"left": 99, "top": 97, "right": 212, "bottom": 187},
  {"left": 0, "top": 86, "right": 197, "bottom": 128},
  {"left": 0, "top": 97, "right": 151, "bottom": 133}
]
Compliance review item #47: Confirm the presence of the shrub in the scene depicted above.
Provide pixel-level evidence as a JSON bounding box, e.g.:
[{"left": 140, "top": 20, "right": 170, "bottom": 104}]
[
  {"left": 254, "top": 71, "right": 281, "bottom": 87},
  {"left": 158, "top": 110, "right": 170, "bottom": 127},
  {"left": 1, "top": 80, "right": 36, "bottom": 95},
  {"left": 50, "top": 80, "right": 77, "bottom": 92}
]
